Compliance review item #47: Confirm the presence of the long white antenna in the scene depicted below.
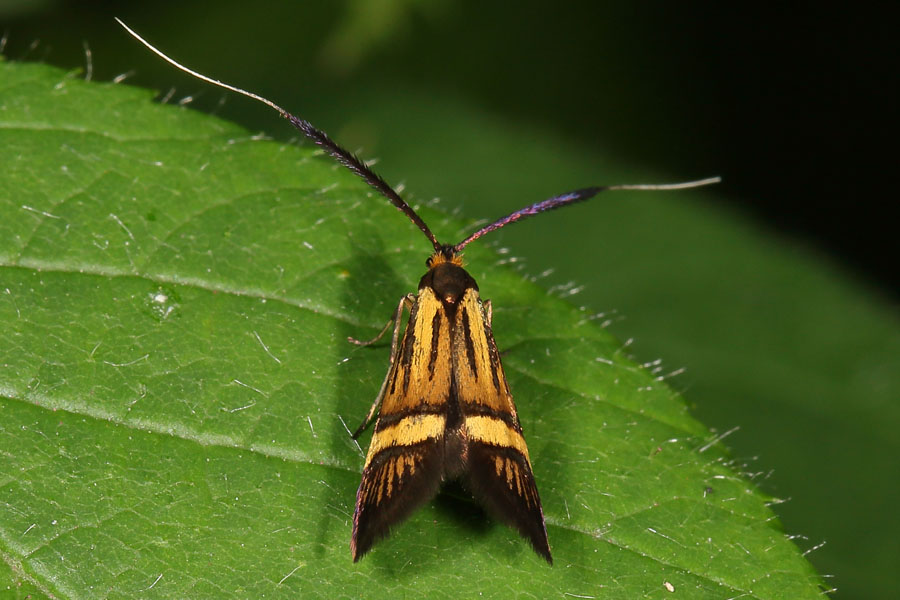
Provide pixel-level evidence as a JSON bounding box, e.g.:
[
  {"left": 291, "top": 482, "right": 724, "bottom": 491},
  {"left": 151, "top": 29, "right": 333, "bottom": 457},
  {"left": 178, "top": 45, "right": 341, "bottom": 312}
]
[
  {"left": 117, "top": 17, "right": 722, "bottom": 255},
  {"left": 115, "top": 17, "right": 290, "bottom": 119},
  {"left": 607, "top": 177, "right": 722, "bottom": 191}
]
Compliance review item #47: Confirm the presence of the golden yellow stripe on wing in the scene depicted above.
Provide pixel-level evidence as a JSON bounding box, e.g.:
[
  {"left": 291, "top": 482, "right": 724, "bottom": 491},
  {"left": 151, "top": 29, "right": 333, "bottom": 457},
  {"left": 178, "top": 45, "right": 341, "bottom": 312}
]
[
  {"left": 365, "top": 414, "right": 446, "bottom": 464},
  {"left": 453, "top": 289, "right": 517, "bottom": 415},
  {"left": 381, "top": 287, "right": 452, "bottom": 414},
  {"left": 464, "top": 415, "right": 531, "bottom": 463}
]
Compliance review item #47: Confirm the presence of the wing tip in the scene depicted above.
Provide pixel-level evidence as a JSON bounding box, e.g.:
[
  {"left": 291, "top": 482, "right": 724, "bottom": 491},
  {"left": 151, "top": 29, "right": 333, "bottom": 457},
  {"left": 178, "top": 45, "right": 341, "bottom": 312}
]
[
  {"left": 465, "top": 443, "right": 553, "bottom": 564},
  {"left": 529, "top": 521, "right": 553, "bottom": 565},
  {"left": 349, "top": 536, "right": 366, "bottom": 563}
]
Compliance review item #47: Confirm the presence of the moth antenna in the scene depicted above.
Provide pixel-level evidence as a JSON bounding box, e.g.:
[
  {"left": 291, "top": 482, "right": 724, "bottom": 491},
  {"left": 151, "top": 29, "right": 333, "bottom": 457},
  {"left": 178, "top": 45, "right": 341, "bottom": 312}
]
[
  {"left": 454, "top": 176, "right": 721, "bottom": 251},
  {"left": 115, "top": 18, "right": 441, "bottom": 252}
]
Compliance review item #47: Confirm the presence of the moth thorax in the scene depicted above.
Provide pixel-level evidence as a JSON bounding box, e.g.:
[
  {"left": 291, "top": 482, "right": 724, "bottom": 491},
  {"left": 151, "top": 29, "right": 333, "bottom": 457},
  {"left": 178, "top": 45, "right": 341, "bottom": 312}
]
[{"left": 419, "top": 261, "right": 478, "bottom": 308}]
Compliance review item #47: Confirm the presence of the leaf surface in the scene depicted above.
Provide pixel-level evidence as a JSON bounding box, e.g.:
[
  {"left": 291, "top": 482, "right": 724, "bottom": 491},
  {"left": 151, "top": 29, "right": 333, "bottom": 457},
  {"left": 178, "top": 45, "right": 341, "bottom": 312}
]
[{"left": 0, "top": 60, "right": 824, "bottom": 598}]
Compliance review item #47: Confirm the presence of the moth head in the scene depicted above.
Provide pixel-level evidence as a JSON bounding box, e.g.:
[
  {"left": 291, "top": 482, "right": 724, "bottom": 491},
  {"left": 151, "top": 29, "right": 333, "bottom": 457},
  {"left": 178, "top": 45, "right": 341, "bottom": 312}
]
[{"left": 426, "top": 245, "right": 464, "bottom": 269}]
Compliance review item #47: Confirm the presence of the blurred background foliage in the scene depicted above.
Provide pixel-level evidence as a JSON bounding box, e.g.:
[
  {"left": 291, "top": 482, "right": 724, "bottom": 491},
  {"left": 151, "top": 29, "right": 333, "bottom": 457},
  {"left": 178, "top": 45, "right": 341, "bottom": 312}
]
[{"left": 2, "top": 1, "right": 896, "bottom": 597}]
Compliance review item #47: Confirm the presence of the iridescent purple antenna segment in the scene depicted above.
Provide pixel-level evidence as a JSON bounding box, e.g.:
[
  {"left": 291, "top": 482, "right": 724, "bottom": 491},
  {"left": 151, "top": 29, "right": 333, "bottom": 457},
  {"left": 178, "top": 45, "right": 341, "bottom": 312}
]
[
  {"left": 117, "top": 18, "right": 719, "bottom": 256},
  {"left": 453, "top": 177, "right": 721, "bottom": 252},
  {"left": 453, "top": 187, "right": 602, "bottom": 251}
]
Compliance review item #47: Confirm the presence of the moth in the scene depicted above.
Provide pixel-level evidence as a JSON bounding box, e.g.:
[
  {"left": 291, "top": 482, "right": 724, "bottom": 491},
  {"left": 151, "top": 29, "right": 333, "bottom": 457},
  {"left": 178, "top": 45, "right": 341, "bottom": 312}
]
[{"left": 118, "top": 19, "right": 719, "bottom": 564}]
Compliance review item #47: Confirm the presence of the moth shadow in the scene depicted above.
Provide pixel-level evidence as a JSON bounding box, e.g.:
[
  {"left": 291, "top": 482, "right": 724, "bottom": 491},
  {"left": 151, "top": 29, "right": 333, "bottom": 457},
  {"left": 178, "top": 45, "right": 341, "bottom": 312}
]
[
  {"left": 433, "top": 481, "right": 494, "bottom": 537},
  {"left": 313, "top": 226, "right": 410, "bottom": 558},
  {"left": 362, "top": 482, "right": 507, "bottom": 574}
]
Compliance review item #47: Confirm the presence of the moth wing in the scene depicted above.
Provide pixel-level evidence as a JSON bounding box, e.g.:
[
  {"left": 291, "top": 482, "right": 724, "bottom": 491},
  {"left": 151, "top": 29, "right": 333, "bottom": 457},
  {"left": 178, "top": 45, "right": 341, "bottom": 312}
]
[
  {"left": 351, "top": 288, "right": 453, "bottom": 561},
  {"left": 453, "top": 289, "right": 552, "bottom": 563},
  {"left": 351, "top": 426, "right": 445, "bottom": 561},
  {"left": 464, "top": 426, "right": 551, "bottom": 563}
]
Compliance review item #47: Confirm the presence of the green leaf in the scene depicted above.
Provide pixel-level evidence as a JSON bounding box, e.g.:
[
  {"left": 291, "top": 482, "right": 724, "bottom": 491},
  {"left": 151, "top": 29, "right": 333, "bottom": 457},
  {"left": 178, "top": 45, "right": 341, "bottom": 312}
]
[
  {"left": 1, "top": 60, "right": 824, "bottom": 598},
  {"left": 316, "top": 86, "right": 899, "bottom": 597}
]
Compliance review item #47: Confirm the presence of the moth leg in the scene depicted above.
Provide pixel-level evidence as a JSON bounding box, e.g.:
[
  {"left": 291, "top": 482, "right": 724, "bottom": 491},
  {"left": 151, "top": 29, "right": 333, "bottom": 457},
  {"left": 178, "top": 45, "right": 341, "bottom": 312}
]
[
  {"left": 348, "top": 293, "right": 415, "bottom": 347},
  {"left": 350, "top": 294, "right": 415, "bottom": 439},
  {"left": 347, "top": 317, "right": 393, "bottom": 347}
]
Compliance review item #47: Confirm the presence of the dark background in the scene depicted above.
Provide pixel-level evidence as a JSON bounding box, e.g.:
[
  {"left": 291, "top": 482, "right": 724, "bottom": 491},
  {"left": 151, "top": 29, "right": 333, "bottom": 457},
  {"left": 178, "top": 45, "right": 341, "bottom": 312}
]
[
  {"left": 3, "top": 1, "right": 896, "bottom": 597},
  {"left": 5, "top": 2, "right": 894, "bottom": 296}
]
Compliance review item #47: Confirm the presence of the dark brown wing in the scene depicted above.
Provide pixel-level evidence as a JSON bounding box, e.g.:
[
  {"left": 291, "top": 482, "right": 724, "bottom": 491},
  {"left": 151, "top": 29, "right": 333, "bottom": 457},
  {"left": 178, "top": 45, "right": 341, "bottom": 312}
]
[
  {"left": 452, "top": 288, "right": 552, "bottom": 563},
  {"left": 351, "top": 287, "right": 453, "bottom": 561}
]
